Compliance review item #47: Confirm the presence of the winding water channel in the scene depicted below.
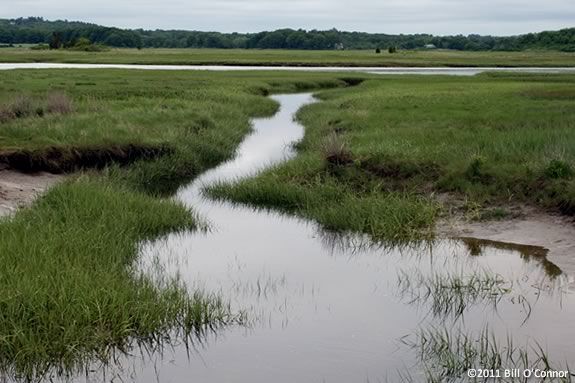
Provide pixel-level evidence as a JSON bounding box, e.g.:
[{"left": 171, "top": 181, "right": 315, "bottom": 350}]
[{"left": 35, "top": 93, "right": 574, "bottom": 382}]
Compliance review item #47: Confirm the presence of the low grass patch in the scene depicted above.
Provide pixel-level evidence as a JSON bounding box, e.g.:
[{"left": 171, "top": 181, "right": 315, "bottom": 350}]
[
  {"left": 0, "top": 92, "right": 73, "bottom": 123},
  {"left": 0, "top": 47, "right": 575, "bottom": 67}
]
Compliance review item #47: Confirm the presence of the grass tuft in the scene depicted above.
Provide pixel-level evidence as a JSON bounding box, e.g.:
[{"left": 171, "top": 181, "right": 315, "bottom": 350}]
[
  {"left": 544, "top": 159, "right": 574, "bottom": 180},
  {"left": 9, "top": 95, "right": 41, "bottom": 118},
  {"left": 322, "top": 132, "right": 353, "bottom": 166},
  {"left": 46, "top": 91, "right": 74, "bottom": 114}
]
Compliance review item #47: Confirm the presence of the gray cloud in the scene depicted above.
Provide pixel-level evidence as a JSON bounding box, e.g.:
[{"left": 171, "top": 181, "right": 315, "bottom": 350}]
[{"left": 1, "top": 0, "right": 573, "bottom": 35}]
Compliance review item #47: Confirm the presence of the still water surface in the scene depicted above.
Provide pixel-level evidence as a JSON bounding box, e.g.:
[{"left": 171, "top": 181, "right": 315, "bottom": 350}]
[
  {"left": 2, "top": 63, "right": 575, "bottom": 76},
  {"left": 39, "top": 94, "right": 575, "bottom": 382}
]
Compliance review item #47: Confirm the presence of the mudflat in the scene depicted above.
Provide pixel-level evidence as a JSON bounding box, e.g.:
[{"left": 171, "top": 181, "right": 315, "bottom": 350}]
[{"left": 0, "top": 170, "right": 62, "bottom": 217}]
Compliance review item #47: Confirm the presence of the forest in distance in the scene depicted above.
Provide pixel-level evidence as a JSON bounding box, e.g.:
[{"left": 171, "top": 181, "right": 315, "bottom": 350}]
[{"left": 1, "top": 17, "right": 575, "bottom": 51}]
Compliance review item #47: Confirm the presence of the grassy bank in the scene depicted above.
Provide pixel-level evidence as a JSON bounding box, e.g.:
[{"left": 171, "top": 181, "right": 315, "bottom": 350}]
[
  {"left": 0, "top": 69, "right": 351, "bottom": 378},
  {"left": 1, "top": 47, "right": 575, "bottom": 67},
  {"left": 209, "top": 72, "right": 575, "bottom": 240}
]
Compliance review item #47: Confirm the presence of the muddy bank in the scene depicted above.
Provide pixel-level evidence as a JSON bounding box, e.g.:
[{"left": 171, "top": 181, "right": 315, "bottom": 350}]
[
  {"left": 0, "top": 144, "right": 172, "bottom": 174},
  {"left": 0, "top": 143, "right": 172, "bottom": 217},
  {"left": 0, "top": 170, "right": 63, "bottom": 217},
  {"left": 439, "top": 207, "right": 575, "bottom": 275}
]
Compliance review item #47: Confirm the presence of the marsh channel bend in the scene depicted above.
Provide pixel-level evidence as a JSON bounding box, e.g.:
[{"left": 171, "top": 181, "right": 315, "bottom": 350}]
[{"left": 59, "top": 94, "right": 574, "bottom": 382}]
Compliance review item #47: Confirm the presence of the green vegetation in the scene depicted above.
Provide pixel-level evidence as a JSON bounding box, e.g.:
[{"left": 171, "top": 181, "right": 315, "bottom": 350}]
[
  {"left": 2, "top": 17, "right": 575, "bottom": 51},
  {"left": 402, "top": 327, "right": 569, "bottom": 382},
  {"left": 0, "top": 69, "right": 350, "bottom": 377},
  {"left": 0, "top": 92, "right": 73, "bottom": 123},
  {"left": 210, "top": 72, "right": 575, "bottom": 240},
  {"left": 0, "top": 179, "right": 237, "bottom": 378},
  {"left": 396, "top": 268, "right": 513, "bottom": 320},
  {"left": 65, "top": 37, "right": 109, "bottom": 52},
  {"left": 1, "top": 47, "right": 575, "bottom": 67}
]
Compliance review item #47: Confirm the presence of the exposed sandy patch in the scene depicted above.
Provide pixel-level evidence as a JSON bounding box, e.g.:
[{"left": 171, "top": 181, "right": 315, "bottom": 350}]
[
  {"left": 0, "top": 169, "right": 63, "bottom": 217},
  {"left": 438, "top": 207, "right": 575, "bottom": 276}
]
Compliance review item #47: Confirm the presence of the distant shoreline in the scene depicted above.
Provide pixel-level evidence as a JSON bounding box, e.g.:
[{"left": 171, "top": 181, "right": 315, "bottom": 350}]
[{"left": 1, "top": 48, "right": 575, "bottom": 68}]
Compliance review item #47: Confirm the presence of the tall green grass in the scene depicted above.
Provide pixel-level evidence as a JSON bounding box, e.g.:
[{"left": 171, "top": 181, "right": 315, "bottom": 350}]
[
  {"left": 208, "top": 159, "right": 439, "bottom": 241},
  {"left": 0, "top": 179, "right": 241, "bottom": 378},
  {"left": 211, "top": 72, "right": 575, "bottom": 239},
  {"left": 0, "top": 69, "right": 351, "bottom": 378}
]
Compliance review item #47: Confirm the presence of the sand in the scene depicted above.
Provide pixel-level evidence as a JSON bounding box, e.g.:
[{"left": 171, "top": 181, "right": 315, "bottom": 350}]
[
  {"left": 439, "top": 207, "right": 575, "bottom": 276},
  {"left": 0, "top": 170, "right": 63, "bottom": 217}
]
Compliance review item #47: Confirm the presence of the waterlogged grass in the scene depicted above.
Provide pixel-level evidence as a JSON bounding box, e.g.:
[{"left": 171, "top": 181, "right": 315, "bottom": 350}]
[
  {"left": 1, "top": 47, "right": 575, "bottom": 67},
  {"left": 402, "top": 327, "right": 572, "bottom": 382},
  {"left": 211, "top": 72, "right": 575, "bottom": 239},
  {"left": 0, "top": 69, "right": 352, "bottom": 377},
  {"left": 396, "top": 268, "right": 514, "bottom": 320}
]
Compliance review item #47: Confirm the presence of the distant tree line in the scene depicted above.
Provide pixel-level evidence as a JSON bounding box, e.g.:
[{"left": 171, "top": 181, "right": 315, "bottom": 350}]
[
  {"left": 1, "top": 17, "right": 574, "bottom": 51},
  {"left": 0, "top": 18, "right": 142, "bottom": 49}
]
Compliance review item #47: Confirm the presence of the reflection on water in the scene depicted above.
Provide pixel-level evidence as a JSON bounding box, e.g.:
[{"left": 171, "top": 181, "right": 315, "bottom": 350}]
[
  {"left": 20, "top": 94, "right": 574, "bottom": 382},
  {"left": 460, "top": 236, "right": 563, "bottom": 278}
]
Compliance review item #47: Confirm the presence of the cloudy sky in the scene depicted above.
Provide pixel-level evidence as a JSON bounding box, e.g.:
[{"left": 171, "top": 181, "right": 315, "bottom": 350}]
[{"left": 2, "top": 0, "right": 574, "bottom": 35}]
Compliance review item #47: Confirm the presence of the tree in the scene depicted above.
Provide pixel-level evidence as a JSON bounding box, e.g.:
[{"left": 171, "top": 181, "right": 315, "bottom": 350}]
[
  {"left": 388, "top": 46, "right": 397, "bottom": 53},
  {"left": 286, "top": 31, "right": 307, "bottom": 49},
  {"left": 75, "top": 37, "right": 91, "bottom": 47},
  {"left": 375, "top": 47, "right": 381, "bottom": 53},
  {"left": 49, "top": 32, "right": 62, "bottom": 49},
  {"left": 2, "top": 18, "right": 574, "bottom": 51}
]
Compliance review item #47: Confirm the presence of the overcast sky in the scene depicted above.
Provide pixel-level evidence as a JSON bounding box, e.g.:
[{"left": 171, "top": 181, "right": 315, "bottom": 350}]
[{"left": 2, "top": 0, "right": 574, "bottom": 35}]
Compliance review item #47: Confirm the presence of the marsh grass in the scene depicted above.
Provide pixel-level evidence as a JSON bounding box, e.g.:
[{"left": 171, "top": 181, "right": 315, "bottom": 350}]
[
  {"left": 212, "top": 72, "right": 575, "bottom": 239},
  {"left": 545, "top": 159, "right": 574, "bottom": 180},
  {"left": 8, "top": 95, "right": 40, "bottom": 118},
  {"left": 402, "top": 327, "right": 572, "bottom": 382},
  {"left": 396, "top": 268, "right": 515, "bottom": 321},
  {"left": 0, "top": 179, "right": 246, "bottom": 379},
  {"left": 208, "top": 170, "right": 439, "bottom": 241},
  {"left": 1, "top": 48, "right": 575, "bottom": 67},
  {"left": 45, "top": 91, "right": 74, "bottom": 114},
  {"left": 0, "top": 95, "right": 41, "bottom": 122},
  {"left": 1, "top": 68, "right": 575, "bottom": 377},
  {"left": 0, "top": 92, "right": 74, "bottom": 124},
  {"left": 0, "top": 70, "right": 350, "bottom": 378},
  {"left": 321, "top": 131, "right": 353, "bottom": 166}
]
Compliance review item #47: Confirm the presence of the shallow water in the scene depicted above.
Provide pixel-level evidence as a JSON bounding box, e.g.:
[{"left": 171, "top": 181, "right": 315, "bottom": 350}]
[
  {"left": 2, "top": 63, "right": 575, "bottom": 76},
  {"left": 34, "top": 94, "right": 575, "bottom": 382}
]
